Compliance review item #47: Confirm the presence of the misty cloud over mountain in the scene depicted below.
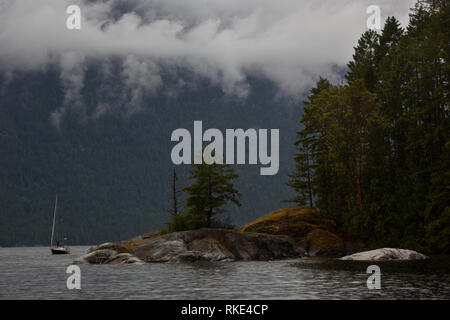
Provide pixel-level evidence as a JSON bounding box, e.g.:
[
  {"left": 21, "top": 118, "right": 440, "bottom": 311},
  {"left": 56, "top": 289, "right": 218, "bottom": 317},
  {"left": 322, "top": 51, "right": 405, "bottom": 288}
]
[{"left": 0, "top": 0, "right": 415, "bottom": 127}]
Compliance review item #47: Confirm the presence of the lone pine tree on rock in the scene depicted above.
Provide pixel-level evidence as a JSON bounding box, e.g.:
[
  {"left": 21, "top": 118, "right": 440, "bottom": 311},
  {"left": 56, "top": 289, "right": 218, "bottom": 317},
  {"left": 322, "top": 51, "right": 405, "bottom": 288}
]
[
  {"left": 165, "top": 150, "right": 241, "bottom": 232},
  {"left": 183, "top": 159, "right": 241, "bottom": 229}
]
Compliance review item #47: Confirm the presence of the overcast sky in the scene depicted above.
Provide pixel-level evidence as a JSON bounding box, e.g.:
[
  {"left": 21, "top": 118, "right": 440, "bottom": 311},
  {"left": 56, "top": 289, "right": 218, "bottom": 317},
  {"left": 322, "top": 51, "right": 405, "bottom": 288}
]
[{"left": 0, "top": 0, "right": 416, "bottom": 126}]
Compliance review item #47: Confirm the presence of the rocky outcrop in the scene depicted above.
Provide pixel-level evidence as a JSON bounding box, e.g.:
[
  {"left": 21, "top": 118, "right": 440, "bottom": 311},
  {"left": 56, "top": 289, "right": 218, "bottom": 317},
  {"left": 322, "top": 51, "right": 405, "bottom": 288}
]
[
  {"left": 73, "top": 229, "right": 305, "bottom": 264},
  {"left": 134, "top": 228, "right": 306, "bottom": 263},
  {"left": 72, "top": 228, "right": 306, "bottom": 264},
  {"left": 239, "top": 206, "right": 346, "bottom": 257},
  {"left": 72, "top": 248, "right": 144, "bottom": 265},
  {"left": 339, "top": 248, "right": 429, "bottom": 261},
  {"left": 72, "top": 206, "right": 378, "bottom": 264}
]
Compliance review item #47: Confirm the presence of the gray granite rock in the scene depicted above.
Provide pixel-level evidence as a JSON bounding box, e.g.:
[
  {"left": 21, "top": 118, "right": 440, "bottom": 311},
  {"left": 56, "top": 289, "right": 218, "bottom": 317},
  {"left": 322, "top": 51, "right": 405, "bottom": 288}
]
[
  {"left": 72, "top": 228, "right": 306, "bottom": 264},
  {"left": 133, "top": 228, "right": 305, "bottom": 263},
  {"left": 339, "top": 248, "right": 429, "bottom": 261}
]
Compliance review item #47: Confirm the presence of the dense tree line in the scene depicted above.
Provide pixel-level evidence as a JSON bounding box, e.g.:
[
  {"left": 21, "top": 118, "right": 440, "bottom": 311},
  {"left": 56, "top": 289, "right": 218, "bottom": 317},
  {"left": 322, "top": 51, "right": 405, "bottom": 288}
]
[{"left": 288, "top": 0, "right": 449, "bottom": 253}]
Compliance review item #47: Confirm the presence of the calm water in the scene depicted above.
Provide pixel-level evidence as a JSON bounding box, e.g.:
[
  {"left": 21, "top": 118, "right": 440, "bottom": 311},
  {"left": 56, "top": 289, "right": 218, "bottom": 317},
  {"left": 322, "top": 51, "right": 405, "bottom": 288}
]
[{"left": 0, "top": 246, "right": 449, "bottom": 299}]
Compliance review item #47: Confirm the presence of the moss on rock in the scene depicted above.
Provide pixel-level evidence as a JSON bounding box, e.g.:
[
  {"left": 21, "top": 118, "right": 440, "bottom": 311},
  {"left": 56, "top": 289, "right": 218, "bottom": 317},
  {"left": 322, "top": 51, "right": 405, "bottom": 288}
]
[
  {"left": 305, "top": 229, "right": 345, "bottom": 256},
  {"left": 240, "top": 206, "right": 345, "bottom": 257}
]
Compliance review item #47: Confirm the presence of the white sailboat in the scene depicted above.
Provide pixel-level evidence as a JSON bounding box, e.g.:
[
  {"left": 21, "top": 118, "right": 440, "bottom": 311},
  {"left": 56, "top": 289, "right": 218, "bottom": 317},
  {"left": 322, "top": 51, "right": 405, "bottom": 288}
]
[{"left": 50, "top": 195, "right": 70, "bottom": 254}]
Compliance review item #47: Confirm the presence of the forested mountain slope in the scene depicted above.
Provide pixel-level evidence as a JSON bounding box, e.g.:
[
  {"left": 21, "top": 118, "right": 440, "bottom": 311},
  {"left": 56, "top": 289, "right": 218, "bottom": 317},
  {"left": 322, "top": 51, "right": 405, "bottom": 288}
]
[{"left": 0, "top": 68, "right": 301, "bottom": 246}]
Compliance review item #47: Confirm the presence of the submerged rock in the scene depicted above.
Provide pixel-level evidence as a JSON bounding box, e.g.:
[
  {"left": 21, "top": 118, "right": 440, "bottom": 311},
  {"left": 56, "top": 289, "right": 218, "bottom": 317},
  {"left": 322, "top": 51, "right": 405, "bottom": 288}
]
[
  {"left": 339, "top": 248, "right": 429, "bottom": 261},
  {"left": 239, "top": 206, "right": 346, "bottom": 257},
  {"left": 134, "top": 228, "right": 305, "bottom": 263}
]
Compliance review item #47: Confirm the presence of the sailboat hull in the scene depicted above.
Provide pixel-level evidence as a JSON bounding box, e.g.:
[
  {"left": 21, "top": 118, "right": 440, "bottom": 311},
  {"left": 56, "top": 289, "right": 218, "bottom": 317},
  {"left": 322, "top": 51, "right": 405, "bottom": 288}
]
[{"left": 51, "top": 247, "right": 70, "bottom": 254}]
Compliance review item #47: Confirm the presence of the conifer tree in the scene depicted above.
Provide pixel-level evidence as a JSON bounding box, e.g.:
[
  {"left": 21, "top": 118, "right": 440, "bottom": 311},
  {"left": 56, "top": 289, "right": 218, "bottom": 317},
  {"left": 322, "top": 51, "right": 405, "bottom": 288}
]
[
  {"left": 286, "top": 147, "right": 314, "bottom": 207},
  {"left": 183, "top": 161, "right": 241, "bottom": 228},
  {"left": 288, "top": 1, "right": 449, "bottom": 251},
  {"left": 346, "top": 30, "right": 379, "bottom": 90},
  {"left": 287, "top": 78, "right": 332, "bottom": 208}
]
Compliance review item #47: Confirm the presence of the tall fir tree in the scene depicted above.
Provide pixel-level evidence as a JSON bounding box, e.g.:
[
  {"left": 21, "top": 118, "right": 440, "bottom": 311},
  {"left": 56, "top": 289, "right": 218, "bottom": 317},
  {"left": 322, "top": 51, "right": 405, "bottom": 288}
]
[
  {"left": 346, "top": 30, "right": 379, "bottom": 91},
  {"left": 287, "top": 78, "right": 332, "bottom": 208}
]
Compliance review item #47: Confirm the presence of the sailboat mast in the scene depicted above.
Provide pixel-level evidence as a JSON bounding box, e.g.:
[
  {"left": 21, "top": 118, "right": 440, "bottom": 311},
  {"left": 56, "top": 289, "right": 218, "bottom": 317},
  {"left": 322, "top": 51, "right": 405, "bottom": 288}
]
[{"left": 50, "top": 195, "right": 58, "bottom": 247}]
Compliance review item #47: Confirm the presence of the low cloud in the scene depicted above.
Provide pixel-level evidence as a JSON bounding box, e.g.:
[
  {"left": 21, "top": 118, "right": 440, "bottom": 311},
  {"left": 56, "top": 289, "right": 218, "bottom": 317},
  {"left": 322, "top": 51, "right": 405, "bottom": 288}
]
[
  {"left": 51, "top": 51, "right": 86, "bottom": 129},
  {"left": 0, "top": 0, "right": 416, "bottom": 125}
]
